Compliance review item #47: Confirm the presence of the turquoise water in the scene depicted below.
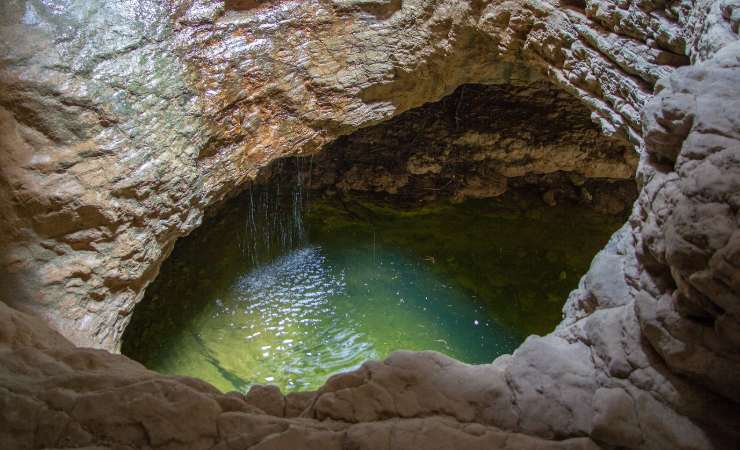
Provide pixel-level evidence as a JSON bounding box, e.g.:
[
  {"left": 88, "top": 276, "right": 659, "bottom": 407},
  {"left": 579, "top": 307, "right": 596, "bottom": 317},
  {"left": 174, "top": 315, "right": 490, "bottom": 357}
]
[{"left": 122, "top": 192, "right": 622, "bottom": 393}]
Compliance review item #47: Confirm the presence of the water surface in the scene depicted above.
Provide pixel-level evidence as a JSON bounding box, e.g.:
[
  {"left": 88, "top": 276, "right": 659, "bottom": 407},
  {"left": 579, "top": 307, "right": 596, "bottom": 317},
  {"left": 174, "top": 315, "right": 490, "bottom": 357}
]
[{"left": 123, "top": 192, "right": 623, "bottom": 393}]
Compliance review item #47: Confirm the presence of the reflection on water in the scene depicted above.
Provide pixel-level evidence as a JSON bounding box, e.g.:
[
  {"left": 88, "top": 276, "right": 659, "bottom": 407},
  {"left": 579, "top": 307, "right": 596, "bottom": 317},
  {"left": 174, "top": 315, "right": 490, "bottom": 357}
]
[{"left": 122, "top": 191, "right": 624, "bottom": 393}]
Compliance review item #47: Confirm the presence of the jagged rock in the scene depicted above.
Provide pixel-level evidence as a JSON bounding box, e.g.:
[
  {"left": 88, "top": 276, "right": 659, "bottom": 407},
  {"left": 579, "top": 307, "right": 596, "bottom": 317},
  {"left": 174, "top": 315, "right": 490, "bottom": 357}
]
[{"left": 635, "top": 40, "right": 740, "bottom": 404}]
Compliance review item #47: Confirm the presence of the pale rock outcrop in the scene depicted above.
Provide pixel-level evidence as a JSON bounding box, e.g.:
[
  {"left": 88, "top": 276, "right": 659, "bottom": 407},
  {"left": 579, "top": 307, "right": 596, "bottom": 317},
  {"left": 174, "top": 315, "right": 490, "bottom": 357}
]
[{"left": 635, "top": 40, "right": 740, "bottom": 404}]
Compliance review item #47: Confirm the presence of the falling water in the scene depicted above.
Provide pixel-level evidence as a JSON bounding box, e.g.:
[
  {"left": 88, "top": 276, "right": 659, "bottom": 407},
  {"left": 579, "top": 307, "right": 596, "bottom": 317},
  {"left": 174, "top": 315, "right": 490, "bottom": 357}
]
[{"left": 243, "top": 162, "right": 307, "bottom": 266}]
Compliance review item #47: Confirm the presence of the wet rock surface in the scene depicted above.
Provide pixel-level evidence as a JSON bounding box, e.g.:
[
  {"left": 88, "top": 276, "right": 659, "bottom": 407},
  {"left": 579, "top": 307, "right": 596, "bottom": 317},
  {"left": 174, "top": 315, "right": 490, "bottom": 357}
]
[
  {"left": 0, "top": 0, "right": 738, "bottom": 449},
  {"left": 0, "top": 0, "right": 692, "bottom": 348},
  {"left": 279, "top": 82, "right": 638, "bottom": 212}
]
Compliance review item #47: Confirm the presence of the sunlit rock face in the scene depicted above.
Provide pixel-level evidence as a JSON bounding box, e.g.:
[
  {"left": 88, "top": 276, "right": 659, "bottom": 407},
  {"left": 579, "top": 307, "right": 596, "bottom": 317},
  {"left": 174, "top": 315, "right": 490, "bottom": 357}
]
[
  {"left": 0, "top": 0, "right": 686, "bottom": 349},
  {"left": 0, "top": 0, "right": 739, "bottom": 449}
]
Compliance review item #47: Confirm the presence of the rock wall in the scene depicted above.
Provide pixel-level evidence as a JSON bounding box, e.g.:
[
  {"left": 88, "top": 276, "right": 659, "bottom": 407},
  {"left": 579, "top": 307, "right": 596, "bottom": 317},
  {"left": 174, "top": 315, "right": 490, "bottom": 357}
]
[
  {"left": 279, "top": 81, "right": 638, "bottom": 213},
  {"left": 0, "top": 0, "right": 739, "bottom": 449},
  {"left": 0, "top": 0, "right": 698, "bottom": 350}
]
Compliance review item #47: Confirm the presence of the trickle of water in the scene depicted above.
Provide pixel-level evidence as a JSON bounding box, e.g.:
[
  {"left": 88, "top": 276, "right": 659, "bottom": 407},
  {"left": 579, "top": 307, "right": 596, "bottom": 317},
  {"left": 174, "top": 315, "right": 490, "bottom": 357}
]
[{"left": 243, "top": 181, "right": 306, "bottom": 267}]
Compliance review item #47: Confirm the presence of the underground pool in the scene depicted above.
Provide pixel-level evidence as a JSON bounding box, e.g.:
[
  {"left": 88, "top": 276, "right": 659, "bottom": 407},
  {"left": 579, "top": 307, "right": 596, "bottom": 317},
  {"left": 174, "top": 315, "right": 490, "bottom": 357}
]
[{"left": 122, "top": 190, "right": 625, "bottom": 393}]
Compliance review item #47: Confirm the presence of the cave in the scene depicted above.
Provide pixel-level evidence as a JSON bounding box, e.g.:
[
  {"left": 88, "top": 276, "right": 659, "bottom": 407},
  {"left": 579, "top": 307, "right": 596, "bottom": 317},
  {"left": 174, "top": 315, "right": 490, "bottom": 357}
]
[
  {"left": 1, "top": 2, "right": 739, "bottom": 450},
  {"left": 121, "top": 81, "right": 637, "bottom": 392}
]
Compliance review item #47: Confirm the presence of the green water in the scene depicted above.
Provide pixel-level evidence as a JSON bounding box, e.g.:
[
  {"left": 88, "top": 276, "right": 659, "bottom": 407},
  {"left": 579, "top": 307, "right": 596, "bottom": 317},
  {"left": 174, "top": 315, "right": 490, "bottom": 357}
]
[{"left": 122, "top": 193, "right": 624, "bottom": 393}]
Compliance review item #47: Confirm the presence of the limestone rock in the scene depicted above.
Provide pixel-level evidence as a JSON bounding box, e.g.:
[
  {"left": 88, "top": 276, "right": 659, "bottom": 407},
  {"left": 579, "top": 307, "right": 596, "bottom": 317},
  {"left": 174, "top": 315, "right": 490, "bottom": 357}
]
[
  {"left": 636, "top": 40, "right": 740, "bottom": 404},
  {"left": 0, "top": 1, "right": 738, "bottom": 449},
  {"left": 300, "top": 82, "right": 637, "bottom": 208},
  {"left": 0, "top": 302, "right": 606, "bottom": 450},
  {"left": 0, "top": 0, "right": 686, "bottom": 349}
]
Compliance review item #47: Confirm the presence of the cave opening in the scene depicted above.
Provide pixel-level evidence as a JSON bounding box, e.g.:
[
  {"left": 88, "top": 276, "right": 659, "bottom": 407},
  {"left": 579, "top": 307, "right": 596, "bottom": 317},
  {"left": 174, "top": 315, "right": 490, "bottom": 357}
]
[{"left": 122, "top": 82, "right": 637, "bottom": 394}]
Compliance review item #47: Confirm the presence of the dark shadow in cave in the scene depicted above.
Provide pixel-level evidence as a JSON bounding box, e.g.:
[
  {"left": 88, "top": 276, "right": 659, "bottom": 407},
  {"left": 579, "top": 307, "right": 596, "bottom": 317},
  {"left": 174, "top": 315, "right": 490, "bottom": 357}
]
[{"left": 122, "top": 81, "right": 637, "bottom": 394}]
